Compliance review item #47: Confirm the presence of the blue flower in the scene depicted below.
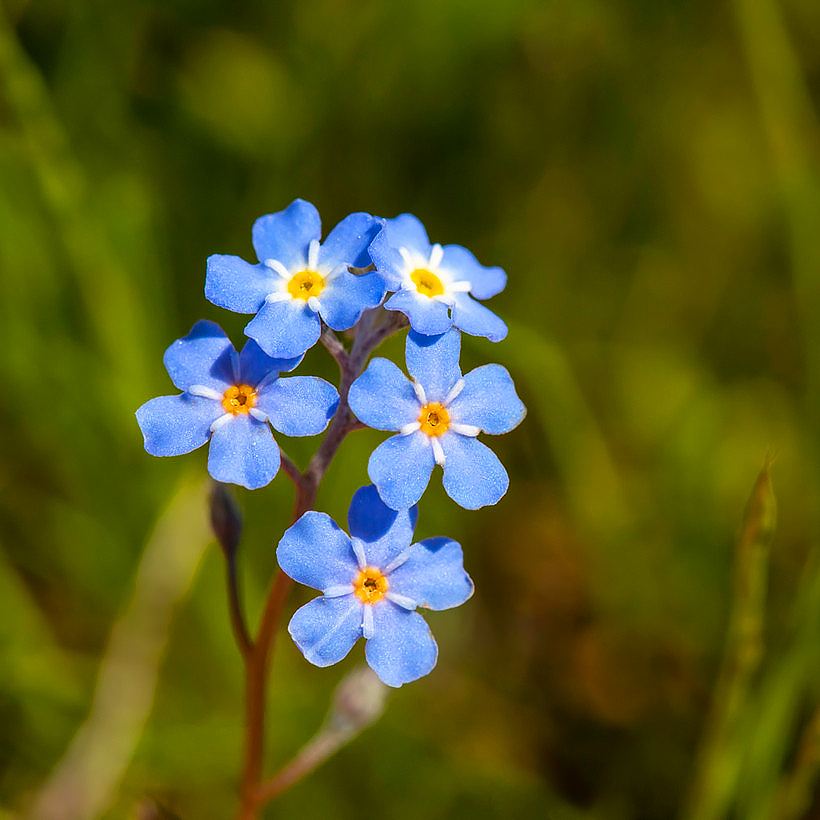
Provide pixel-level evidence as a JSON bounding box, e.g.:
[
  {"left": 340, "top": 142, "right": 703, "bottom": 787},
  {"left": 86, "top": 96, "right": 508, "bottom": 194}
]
[
  {"left": 136, "top": 321, "right": 339, "bottom": 489},
  {"left": 277, "top": 485, "right": 473, "bottom": 687},
  {"left": 348, "top": 328, "right": 525, "bottom": 510},
  {"left": 369, "top": 214, "right": 508, "bottom": 342},
  {"left": 205, "top": 199, "right": 386, "bottom": 358}
]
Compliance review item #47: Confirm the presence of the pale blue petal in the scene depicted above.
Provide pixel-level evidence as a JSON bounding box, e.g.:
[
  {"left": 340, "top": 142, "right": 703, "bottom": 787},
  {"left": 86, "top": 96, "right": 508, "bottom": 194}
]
[
  {"left": 136, "top": 394, "right": 221, "bottom": 456},
  {"left": 205, "top": 255, "right": 277, "bottom": 314},
  {"left": 277, "top": 511, "right": 359, "bottom": 591},
  {"left": 447, "top": 364, "right": 526, "bottom": 434},
  {"left": 365, "top": 603, "right": 437, "bottom": 687},
  {"left": 439, "top": 245, "right": 507, "bottom": 299},
  {"left": 440, "top": 434, "right": 508, "bottom": 509},
  {"left": 385, "top": 290, "right": 452, "bottom": 337},
  {"left": 238, "top": 340, "right": 302, "bottom": 387},
  {"left": 289, "top": 596, "right": 362, "bottom": 667},
  {"left": 163, "top": 320, "right": 234, "bottom": 392},
  {"left": 451, "top": 292, "right": 508, "bottom": 342},
  {"left": 251, "top": 199, "right": 320, "bottom": 269},
  {"left": 405, "top": 329, "right": 462, "bottom": 402},
  {"left": 347, "top": 485, "right": 418, "bottom": 568},
  {"left": 318, "top": 212, "right": 381, "bottom": 270},
  {"left": 206, "top": 414, "right": 280, "bottom": 489},
  {"left": 348, "top": 358, "right": 419, "bottom": 431},
  {"left": 318, "top": 271, "right": 386, "bottom": 331},
  {"left": 388, "top": 538, "right": 473, "bottom": 611},
  {"left": 369, "top": 214, "right": 431, "bottom": 288},
  {"left": 256, "top": 376, "right": 338, "bottom": 436},
  {"left": 244, "top": 297, "right": 321, "bottom": 359},
  {"left": 368, "top": 433, "right": 436, "bottom": 510}
]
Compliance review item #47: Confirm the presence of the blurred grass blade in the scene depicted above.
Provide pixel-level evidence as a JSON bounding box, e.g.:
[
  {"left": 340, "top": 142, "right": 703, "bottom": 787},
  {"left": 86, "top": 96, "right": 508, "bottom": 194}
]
[
  {"left": 683, "top": 457, "right": 776, "bottom": 820},
  {"left": 29, "top": 476, "right": 211, "bottom": 820}
]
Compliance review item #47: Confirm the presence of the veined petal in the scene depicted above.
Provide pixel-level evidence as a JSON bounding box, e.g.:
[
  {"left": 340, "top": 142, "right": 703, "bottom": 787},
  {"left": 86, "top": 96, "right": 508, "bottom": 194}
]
[
  {"left": 136, "top": 394, "right": 220, "bottom": 456},
  {"left": 368, "top": 433, "right": 436, "bottom": 511},
  {"left": 277, "top": 511, "right": 359, "bottom": 591},
  {"left": 318, "top": 212, "right": 382, "bottom": 270},
  {"left": 252, "top": 199, "right": 321, "bottom": 270},
  {"left": 288, "top": 596, "right": 362, "bottom": 667},
  {"left": 364, "top": 603, "right": 437, "bottom": 687},
  {"left": 347, "top": 485, "right": 418, "bottom": 568},
  {"left": 388, "top": 537, "right": 473, "bottom": 611},
  {"left": 447, "top": 364, "right": 526, "bottom": 434},
  {"left": 348, "top": 358, "right": 419, "bottom": 431},
  {"left": 318, "top": 270, "right": 386, "bottom": 331},
  {"left": 405, "top": 329, "right": 462, "bottom": 403},
  {"left": 163, "top": 320, "right": 234, "bottom": 392},
  {"left": 206, "top": 414, "right": 280, "bottom": 489},
  {"left": 238, "top": 339, "right": 302, "bottom": 388},
  {"left": 451, "top": 292, "right": 508, "bottom": 343},
  {"left": 440, "top": 434, "right": 508, "bottom": 509},
  {"left": 205, "top": 255, "right": 277, "bottom": 314},
  {"left": 439, "top": 245, "right": 506, "bottom": 300},
  {"left": 244, "top": 297, "right": 321, "bottom": 359},
  {"left": 369, "top": 214, "right": 431, "bottom": 286},
  {"left": 256, "top": 376, "right": 338, "bottom": 436},
  {"left": 385, "top": 289, "right": 452, "bottom": 337}
]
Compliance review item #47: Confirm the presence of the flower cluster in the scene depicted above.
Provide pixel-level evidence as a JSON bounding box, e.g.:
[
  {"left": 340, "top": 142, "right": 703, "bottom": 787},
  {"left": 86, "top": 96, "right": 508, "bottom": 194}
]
[{"left": 136, "top": 198, "right": 524, "bottom": 687}]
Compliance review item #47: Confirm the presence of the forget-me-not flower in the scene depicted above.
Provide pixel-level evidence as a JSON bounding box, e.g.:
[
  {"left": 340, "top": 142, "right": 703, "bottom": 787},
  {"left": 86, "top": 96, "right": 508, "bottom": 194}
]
[
  {"left": 278, "top": 485, "right": 473, "bottom": 687},
  {"left": 348, "top": 328, "right": 525, "bottom": 510},
  {"left": 136, "top": 321, "right": 338, "bottom": 489},
  {"left": 205, "top": 199, "right": 386, "bottom": 358},
  {"left": 369, "top": 214, "right": 507, "bottom": 342}
]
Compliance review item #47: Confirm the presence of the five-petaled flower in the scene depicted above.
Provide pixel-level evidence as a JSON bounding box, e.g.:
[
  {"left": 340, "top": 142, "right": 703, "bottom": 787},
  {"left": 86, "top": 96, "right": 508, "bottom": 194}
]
[
  {"left": 135, "top": 321, "right": 338, "bottom": 489},
  {"left": 205, "top": 199, "right": 386, "bottom": 359},
  {"left": 278, "top": 485, "right": 473, "bottom": 687},
  {"left": 348, "top": 328, "right": 525, "bottom": 510},
  {"left": 369, "top": 213, "right": 508, "bottom": 342}
]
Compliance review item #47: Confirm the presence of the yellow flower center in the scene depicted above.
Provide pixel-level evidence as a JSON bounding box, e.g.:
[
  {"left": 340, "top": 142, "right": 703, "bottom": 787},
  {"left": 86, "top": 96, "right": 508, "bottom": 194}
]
[
  {"left": 410, "top": 268, "right": 445, "bottom": 298},
  {"left": 354, "top": 567, "right": 389, "bottom": 604},
  {"left": 222, "top": 384, "right": 257, "bottom": 415},
  {"left": 418, "top": 402, "right": 450, "bottom": 437},
  {"left": 287, "top": 270, "right": 325, "bottom": 300}
]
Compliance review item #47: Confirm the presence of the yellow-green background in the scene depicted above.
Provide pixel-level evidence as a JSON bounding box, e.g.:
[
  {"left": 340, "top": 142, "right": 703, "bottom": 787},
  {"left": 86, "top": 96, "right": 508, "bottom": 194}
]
[{"left": 1, "top": 0, "right": 819, "bottom": 817}]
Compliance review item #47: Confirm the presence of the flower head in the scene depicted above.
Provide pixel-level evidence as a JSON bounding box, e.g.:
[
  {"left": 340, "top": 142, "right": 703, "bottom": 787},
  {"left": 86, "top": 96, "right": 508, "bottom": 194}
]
[
  {"left": 348, "top": 328, "right": 525, "bottom": 509},
  {"left": 277, "top": 485, "right": 473, "bottom": 687},
  {"left": 205, "top": 199, "right": 386, "bottom": 358},
  {"left": 369, "top": 214, "right": 507, "bottom": 341},
  {"left": 136, "top": 321, "right": 339, "bottom": 489}
]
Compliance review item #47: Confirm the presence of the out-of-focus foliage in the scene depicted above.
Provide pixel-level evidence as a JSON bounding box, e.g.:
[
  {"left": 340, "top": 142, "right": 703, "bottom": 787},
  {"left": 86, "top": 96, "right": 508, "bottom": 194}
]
[{"left": 1, "top": 0, "right": 819, "bottom": 817}]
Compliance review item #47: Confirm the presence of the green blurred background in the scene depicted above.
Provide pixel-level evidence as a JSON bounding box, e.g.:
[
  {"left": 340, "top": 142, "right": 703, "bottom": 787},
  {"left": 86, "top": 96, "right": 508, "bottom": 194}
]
[{"left": 1, "top": 0, "right": 820, "bottom": 817}]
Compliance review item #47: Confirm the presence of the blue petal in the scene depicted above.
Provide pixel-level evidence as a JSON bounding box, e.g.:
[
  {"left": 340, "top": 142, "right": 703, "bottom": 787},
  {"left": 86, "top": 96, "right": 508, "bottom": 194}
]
[
  {"left": 238, "top": 339, "right": 302, "bottom": 387},
  {"left": 385, "top": 289, "right": 452, "bottom": 337},
  {"left": 252, "top": 199, "right": 321, "bottom": 269},
  {"left": 365, "top": 603, "right": 437, "bottom": 687},
  {"left": 451, "top": 292, "right": 508, "bottom": 342},
  {"left": 348, "top": 358, "right": 419, "bottom": 431},
  {"left": 405, "top": 329, "right": 462, "bottom": 402},
  {"left": 318, "top": 270, "right": 386, "bottom": 331},
  {"left": 369, "top": 214, "right": 431, "bottom": 288},
  {"left": 244, "top": 297, "right": 321, "bottom": 359},
  {"left": 277, "top": 511, "right": 359, "bottom": 591},
  {"left": 289, "top": 596, "right": 362, "bottom": 667},
  {"left": 318, "top": 212, "right": 381, "bottom": 270},
  {"left": 205, "top": 255, "right": 277, "bottom": 314},
  {"left": 388, "top": 538, "right": 473, "bottom": 611},
  {"left": 447, "top": 364, "right": 526, "bottom": 434},
  {"left": 440, "top": 434, "right": 509, "bottom": 509},
  {"left": 347, "top": 485, "right": 418, "bottom": 568},
  {"left": 163, "top": 320, "right": 234, "bottom": 392},
  {"left": 256, "top": 376, "right": 338, "bottom": 436},
  {"left": 368, "top": 433, "right": 436, "bottom": 510},
  {"left": 136, "top": 394, "right": 220, "bottom": 456},
  {"left": 206, "top": 414, "right": 280, "bottom": 489},
  {"left": 439, "top": 245, "right": 507, "bottom": 300}
]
